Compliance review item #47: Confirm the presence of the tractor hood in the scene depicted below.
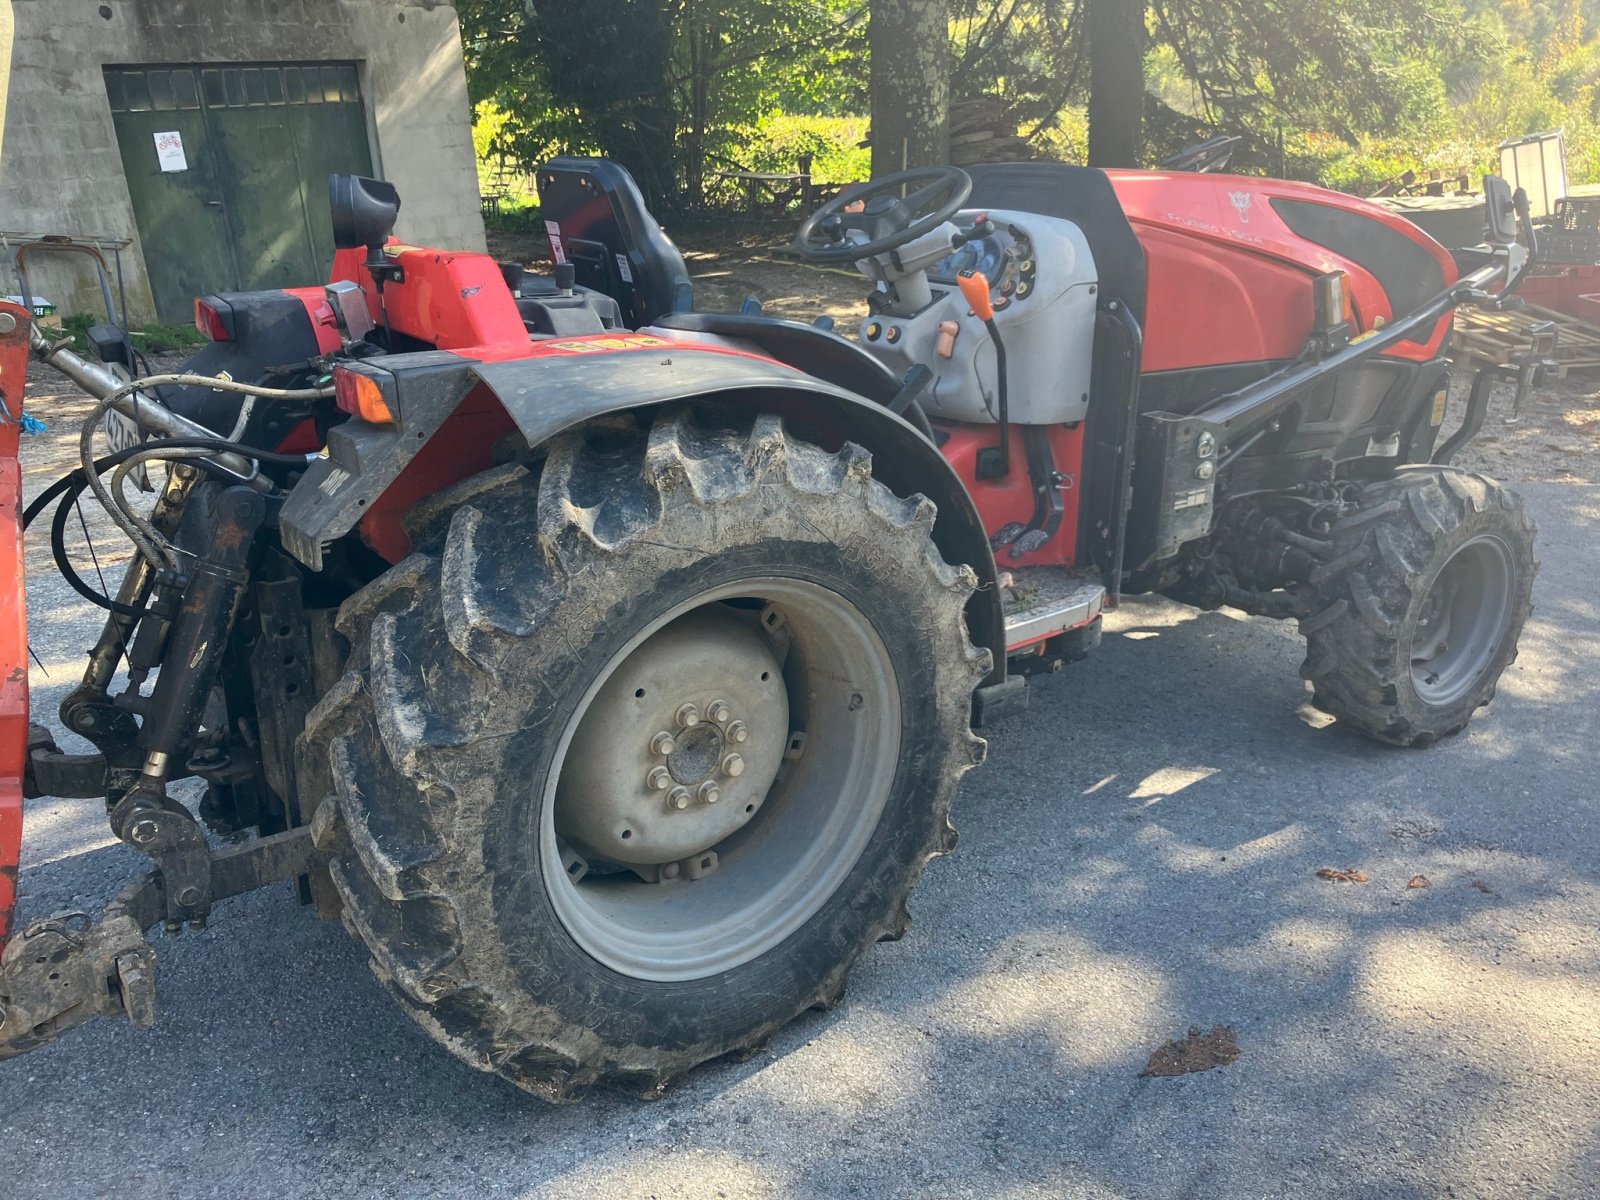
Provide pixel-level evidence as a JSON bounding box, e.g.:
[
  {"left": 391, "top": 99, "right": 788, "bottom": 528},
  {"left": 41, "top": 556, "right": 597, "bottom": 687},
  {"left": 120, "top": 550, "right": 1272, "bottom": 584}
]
[{"left": 1107, "top": 171, "right": 1460, "bottom": 373}]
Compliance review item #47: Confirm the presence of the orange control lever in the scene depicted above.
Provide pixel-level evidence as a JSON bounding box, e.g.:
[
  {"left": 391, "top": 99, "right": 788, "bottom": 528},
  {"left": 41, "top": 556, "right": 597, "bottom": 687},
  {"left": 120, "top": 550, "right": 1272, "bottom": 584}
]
[{"left": 958, "top": 269, "right": 994, "bottom": 322}]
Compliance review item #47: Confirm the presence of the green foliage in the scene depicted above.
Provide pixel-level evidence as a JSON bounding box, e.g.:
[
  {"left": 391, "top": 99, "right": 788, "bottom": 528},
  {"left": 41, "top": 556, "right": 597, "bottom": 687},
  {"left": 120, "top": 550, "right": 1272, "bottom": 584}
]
[
  {"left": 458, "top": 0, "right": 1600, "bottom": 205},
  {"left": 741, "top": 114, "right": 871, "bottom": 182},
  {"left": 482, "top": 194, "right": 545, "bottom": 235},
  {"left": 949, "top": 0, "right": 1087, "bottom": 130},
  {"left": 58, "top": 312, "right": 98, "bottom": 357},
  {"left": 457, "top": 0, "right": 867, "bottom": 209},
  {"left": 57, "top": 314, "right": 209, "bottom": 359}
]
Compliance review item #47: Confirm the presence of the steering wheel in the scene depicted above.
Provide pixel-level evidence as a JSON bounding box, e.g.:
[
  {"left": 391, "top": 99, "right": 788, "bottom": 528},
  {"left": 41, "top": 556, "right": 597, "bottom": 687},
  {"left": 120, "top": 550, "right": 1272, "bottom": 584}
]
[{"left": 794, "top": 166, "right": 972, "bottom": 265}]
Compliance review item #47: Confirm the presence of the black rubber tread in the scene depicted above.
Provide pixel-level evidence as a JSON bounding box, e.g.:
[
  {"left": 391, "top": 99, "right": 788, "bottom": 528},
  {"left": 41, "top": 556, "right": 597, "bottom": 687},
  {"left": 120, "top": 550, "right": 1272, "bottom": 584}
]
[
  {"left": 1298, "top": 466, "right": 1537, "bottom": 747},
  {"left": 298, "top": 406, "right": 989, "bottom": 1100}
]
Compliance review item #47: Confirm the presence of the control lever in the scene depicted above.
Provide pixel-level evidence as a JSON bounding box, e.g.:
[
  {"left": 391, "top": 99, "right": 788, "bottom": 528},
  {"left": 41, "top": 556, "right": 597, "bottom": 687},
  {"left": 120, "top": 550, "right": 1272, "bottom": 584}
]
[
  {"left": 950, "top": 213, "right": 996, "bottom": 249},
  {"left": 960, "top": 269, "right": 1011, "bottom": 479}
]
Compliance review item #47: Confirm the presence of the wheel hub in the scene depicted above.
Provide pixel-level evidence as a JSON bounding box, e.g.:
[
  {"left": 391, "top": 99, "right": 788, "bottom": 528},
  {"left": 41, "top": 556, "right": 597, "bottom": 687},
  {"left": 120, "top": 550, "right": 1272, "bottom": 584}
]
[
  {"left": 555, "top": 608, "right": 788, "bottom": 868},
  {"left": 1409, "top": 533, "right": 1515, "bottom": 705},
  {"left": 667, "top": 721, "right": 725, "bottom": 785}
]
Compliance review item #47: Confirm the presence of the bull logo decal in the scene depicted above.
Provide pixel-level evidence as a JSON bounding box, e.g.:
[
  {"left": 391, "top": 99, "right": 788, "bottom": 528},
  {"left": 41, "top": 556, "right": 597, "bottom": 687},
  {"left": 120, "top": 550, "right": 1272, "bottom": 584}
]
[{"left": 1228, "top": 191, "right": 1253, "bottom": 223}]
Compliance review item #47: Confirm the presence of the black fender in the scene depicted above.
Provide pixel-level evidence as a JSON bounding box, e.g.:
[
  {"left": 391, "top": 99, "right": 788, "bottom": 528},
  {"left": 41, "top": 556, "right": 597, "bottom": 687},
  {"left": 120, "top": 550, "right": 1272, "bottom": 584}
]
[
  {"left": 280, "top": 345, "right": 1005, "bottom": 682},
  {"left": 475, "top": 349, "right": 1005, "bottom": 682}
]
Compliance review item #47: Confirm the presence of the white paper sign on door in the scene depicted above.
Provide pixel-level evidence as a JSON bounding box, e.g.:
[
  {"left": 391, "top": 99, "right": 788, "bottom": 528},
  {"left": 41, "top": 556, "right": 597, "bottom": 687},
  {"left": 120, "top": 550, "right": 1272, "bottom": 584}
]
[{"left": 154, "top": 131, "right": 187, "bottom": 172}]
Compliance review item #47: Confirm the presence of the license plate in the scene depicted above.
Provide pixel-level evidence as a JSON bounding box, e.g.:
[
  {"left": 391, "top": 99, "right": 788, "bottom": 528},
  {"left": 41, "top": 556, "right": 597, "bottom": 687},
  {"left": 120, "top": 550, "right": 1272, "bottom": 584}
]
[{"left": 104, "top": 404, "right": 152, "bottom": 492}]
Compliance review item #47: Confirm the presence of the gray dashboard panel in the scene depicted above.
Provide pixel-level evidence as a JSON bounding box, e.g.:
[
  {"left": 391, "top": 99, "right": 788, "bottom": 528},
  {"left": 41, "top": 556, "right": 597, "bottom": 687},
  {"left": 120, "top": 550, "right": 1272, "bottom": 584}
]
[{"left": 857, "top": 208, "right": 1100, "bottom": 425}]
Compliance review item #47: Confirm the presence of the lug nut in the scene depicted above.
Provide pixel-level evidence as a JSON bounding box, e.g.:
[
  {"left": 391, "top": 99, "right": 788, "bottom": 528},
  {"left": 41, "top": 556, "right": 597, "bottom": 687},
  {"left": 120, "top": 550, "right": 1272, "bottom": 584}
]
[
  {"left": 699, "top": 782, "right": 721, "bottom": 805},
  {"left": 707, "top": 700, "right": 732, "bottom": 725},
  {"left": 727, "top": 721, "right": 749, "bottom": 744},
  {"left": 647, "top": 766, "right": 671, "bottom": 791},
  {"left": 675, "top": 703, "right": 701, "bottom": 728},
  {"left": 668, "top": 787, "right": 691, "bottom": 810},
  {"left": 650, "top": 731, "right": 676, "bottom": 756},
  {"left": 722, "top": 753, "right": 746, "bottom": 777}
]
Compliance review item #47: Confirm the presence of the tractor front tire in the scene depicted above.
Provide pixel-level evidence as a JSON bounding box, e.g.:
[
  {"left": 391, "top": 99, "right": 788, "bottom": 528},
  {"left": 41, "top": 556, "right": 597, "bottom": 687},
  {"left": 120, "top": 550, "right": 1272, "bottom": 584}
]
[
  {"left": 299, "top": 407, "right": 989, "bottom": 1100},
  {"left": 1299, "top": 466, "right": 1536, "bottom": 747}
]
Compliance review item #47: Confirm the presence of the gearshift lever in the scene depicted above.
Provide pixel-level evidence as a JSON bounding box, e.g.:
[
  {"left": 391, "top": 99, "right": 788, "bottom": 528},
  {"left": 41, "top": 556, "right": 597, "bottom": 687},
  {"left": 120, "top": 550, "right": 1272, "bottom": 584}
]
[{"left": 960, "top": 270, "right": 1011, "bottom": 479}]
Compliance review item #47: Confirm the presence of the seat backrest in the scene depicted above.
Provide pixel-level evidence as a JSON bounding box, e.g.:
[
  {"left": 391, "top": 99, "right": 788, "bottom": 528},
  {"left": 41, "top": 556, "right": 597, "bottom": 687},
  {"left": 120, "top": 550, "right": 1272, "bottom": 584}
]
[{"left": 536, "top": 157, "right": 693, "bottom": 327}]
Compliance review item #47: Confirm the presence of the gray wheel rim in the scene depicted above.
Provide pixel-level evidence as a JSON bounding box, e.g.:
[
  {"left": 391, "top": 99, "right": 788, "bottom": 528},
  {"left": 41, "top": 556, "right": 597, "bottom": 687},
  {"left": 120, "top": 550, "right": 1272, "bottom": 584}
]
[
  {"left": 1409, "top": 533, "right": 1516, "bottom": 706},
  {"left": 540, "top": 578, "right": 902, "bottom": 983}
]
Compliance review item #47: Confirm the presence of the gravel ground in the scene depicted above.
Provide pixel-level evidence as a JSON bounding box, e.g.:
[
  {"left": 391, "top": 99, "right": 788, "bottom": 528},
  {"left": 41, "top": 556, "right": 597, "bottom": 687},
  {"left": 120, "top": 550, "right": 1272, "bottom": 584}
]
[{"left": 3, "top": 301, "right": 1599, "bottom": 1198}]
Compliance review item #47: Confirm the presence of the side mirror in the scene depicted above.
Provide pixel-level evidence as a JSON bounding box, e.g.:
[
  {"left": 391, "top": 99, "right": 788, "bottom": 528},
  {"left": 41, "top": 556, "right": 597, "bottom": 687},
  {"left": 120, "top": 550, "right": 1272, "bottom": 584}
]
[
  {"left": 1483, "top": 176, "right": 1518, "bottom": 245},
  {"left": 329, "top": 174, "right": 401, "bottom": 252}
]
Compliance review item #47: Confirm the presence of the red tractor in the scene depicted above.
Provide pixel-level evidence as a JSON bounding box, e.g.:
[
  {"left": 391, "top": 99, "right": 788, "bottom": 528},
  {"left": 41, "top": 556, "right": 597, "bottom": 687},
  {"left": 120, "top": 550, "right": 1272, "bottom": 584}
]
[{"left": 0, "top": 159, "right": 1539, "bottom": 1098}]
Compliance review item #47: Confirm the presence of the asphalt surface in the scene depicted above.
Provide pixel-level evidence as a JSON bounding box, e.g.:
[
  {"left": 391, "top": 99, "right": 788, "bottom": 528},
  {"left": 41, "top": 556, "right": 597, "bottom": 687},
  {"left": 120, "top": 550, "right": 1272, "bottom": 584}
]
[{"left": 3, "top": 449, "right": 1597, "bottom": 1196}]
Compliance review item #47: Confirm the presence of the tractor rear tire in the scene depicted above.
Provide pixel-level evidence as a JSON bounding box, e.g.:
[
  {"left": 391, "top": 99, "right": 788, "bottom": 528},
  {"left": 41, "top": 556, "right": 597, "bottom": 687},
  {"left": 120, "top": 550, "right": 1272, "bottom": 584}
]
[
  {"left": 299, "top": 407, "right": 989, "bottom": 1100},
  {"left": 1299, "top": 466, "right": 1536, "bottom": 747}
]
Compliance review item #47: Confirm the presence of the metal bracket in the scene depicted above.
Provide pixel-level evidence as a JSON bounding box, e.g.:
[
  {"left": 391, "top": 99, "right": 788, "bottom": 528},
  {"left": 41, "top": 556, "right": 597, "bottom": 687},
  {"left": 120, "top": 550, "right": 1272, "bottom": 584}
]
[
  {"left": 972, "top": 675, "right": 1029, "bottom": 726},
  {"left": 0, "top": 827, "right": 315, "bottom": 1060},
  {"left": 0, "top": 910, "right": 154, "bottom": 1060},
  {"left": 23, "top": 722, "right": 107, "bottom": 799},
  {"left": 111, "top": 789, "right": 213, "bottom": 930}
]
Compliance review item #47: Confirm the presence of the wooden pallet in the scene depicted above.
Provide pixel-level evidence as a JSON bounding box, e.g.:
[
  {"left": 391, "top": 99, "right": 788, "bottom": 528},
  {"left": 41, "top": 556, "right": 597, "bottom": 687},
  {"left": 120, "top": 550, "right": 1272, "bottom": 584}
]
[{"left": 1451, "top": 302, "right": 1600, "bottom": 375}]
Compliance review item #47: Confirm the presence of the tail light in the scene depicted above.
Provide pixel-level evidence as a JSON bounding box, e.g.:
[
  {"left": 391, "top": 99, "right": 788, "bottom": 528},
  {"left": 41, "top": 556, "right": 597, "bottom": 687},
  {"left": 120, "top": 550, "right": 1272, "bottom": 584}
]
[
  {"left": 194, "top": 296, "right": 235, "bottom": 341},
  {"left": 333, "top": 364, "right": 396, "bottom": 425}
]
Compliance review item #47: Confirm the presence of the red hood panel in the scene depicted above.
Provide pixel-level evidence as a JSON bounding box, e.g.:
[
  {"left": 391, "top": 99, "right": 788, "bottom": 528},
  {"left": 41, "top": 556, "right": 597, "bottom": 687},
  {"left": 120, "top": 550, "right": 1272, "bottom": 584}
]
[{"left": 1106, "top": 171, "right": 1458, "bottom": 372}]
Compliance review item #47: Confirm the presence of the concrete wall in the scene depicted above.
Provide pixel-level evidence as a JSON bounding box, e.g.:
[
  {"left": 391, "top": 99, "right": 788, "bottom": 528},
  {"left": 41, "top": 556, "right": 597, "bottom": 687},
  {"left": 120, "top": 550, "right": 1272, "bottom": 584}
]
[{"left": 0, "top": 0, "right": 485, "bottom": 324}]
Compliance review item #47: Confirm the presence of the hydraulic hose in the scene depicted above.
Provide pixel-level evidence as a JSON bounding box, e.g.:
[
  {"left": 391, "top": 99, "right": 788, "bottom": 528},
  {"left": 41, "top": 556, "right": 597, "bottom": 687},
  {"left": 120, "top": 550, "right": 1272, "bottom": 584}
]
[
  {"left": 73, "top": 372, "right": 332, "bottom": 569},
  {"left": 25, "top": 439, "right": 312, "bottom": 617}
]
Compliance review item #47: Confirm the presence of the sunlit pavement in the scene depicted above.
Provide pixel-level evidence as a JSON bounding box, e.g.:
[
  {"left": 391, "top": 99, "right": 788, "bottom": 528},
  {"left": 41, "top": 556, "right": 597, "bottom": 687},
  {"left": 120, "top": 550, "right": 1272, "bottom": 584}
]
[{"left": 3, "top": 481, "right": 1596, "bottom": 1200}]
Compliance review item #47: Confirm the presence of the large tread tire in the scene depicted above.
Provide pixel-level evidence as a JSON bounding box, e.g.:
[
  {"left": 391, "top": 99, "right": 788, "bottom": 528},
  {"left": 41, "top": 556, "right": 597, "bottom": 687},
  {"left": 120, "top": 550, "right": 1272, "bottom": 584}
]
[
  {"left": 298, "top": 407, "right": 989, "bottom": 1100},
  {"left": 1298, "top": 466, "right": 1537, "bottom": 747}
]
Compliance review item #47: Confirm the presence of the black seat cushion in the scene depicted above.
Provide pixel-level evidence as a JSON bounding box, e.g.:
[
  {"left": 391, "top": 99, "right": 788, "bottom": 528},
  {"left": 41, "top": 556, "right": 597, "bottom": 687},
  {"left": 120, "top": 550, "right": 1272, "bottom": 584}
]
[
  {"left": 536, "top": 158, "right": 694, "bottom": 327},
  {"left": 653, "top": 311, "right": 901, "bottom": 404}
]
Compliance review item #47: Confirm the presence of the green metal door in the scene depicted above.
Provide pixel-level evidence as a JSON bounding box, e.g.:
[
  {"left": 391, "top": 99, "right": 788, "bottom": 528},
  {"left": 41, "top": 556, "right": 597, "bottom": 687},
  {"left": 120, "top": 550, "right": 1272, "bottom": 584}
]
[
  {"left": 104, "top": 67, "right": 238, "bottom": 320},
  {"left": 106, "top": 62, "right": 373, "bottom": 322}
]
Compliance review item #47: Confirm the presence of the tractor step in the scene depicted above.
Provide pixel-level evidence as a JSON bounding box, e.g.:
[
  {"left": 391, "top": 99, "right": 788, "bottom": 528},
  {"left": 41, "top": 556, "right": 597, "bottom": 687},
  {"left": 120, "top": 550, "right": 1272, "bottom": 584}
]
[{"left": 1001, "top": 567, "right": 1106, "bottom": 653}]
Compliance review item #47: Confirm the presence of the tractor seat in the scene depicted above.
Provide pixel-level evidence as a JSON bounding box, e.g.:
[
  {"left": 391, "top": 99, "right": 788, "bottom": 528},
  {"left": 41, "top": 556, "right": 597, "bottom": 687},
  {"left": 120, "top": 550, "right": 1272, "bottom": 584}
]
[
  {"left": 652, "top": 311, "right": 901, "bottom": 404},
  {"left": 536, "top": 157, "right": 694, "bottom": 327}
]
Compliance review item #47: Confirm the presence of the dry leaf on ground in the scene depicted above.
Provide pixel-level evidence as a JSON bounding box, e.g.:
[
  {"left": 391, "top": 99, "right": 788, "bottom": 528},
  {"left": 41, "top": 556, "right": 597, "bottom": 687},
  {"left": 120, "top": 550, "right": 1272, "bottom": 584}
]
[
  {"left": 1407, "top": 875, "right": 1431, "bottom": 889},
  {"left": 1316, "top": 867, "right": 1369, "bottom": 883},
  {"left": 1142, "top": 1025, "right": 1240, "bottom": 1077}
]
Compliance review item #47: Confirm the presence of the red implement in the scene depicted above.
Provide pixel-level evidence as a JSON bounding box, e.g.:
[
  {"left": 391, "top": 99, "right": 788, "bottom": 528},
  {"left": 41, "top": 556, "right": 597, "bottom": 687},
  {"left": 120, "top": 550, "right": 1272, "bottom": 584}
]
[{"left": 0, "top": 302, "right": 33, "bottom": 943}]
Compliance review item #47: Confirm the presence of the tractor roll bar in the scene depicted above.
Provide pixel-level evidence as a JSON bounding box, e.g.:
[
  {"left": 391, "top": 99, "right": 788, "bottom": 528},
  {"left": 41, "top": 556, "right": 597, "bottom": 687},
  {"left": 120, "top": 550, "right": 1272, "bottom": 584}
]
[
  {"left": 1196, "top": 184, "right": 1536, "bottom": 440},
  {"left": 1198, "top": 254, "right": 1517, "bottom": 436}
]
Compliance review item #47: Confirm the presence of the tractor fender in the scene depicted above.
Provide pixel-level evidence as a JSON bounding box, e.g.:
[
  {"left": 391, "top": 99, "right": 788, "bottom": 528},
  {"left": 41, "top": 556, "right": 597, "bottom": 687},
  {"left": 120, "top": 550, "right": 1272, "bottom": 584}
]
[
  {"left": 473, "top": 349, "right": 1005, "bottom": 681},
  {"left": 278, "top": 344, "right": 1004, "bottom": 680}
]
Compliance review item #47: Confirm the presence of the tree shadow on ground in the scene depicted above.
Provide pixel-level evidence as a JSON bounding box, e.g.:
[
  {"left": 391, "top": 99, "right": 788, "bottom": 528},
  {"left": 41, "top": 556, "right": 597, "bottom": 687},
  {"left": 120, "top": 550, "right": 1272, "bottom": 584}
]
[{"left": 6, "top": 486, "right": 1597, "bottom": 1200}]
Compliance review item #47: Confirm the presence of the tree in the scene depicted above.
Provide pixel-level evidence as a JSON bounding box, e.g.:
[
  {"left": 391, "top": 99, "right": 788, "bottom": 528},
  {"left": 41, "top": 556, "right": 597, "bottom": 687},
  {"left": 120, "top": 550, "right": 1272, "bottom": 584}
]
[
  {"left": 869, "top": 0, "right": 951, "bottom": 172},
  {"left": 459, "top": 0, "right": 866, "bottom": 209},
  {"left": 1086, "top": 0, "right": 1146, "bottom": 167},
  {"left": 1148, "top": 0, "right": 1463, "bottom": 143}
]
